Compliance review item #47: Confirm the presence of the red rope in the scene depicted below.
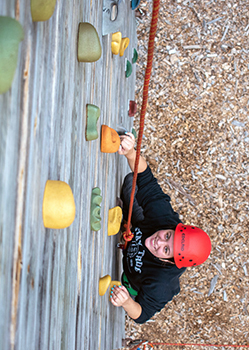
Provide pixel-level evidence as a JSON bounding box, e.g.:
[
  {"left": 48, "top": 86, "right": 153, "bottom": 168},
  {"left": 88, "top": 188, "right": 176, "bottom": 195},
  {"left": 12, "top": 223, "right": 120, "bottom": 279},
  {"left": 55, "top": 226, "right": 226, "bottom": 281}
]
[
  {"left": 124, "top": 0, "right": 161, "bottom": 248},
  {"left": 129, "top": 341, "right": 249, "bottom": 350}
]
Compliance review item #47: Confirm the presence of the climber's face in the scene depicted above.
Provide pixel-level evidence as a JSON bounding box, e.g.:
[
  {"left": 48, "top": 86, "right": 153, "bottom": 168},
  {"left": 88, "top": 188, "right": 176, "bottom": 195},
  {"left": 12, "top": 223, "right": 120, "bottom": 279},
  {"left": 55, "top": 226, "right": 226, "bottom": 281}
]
[{"left": 145, "top": 229, "right": 174, "bottom": 260}]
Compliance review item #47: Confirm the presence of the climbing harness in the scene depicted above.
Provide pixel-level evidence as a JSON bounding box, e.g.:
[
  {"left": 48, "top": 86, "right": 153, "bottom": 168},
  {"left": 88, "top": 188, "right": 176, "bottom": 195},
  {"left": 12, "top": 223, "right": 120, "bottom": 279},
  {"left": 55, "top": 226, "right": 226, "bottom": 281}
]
[
  {"left": 121, "top": 273, "right": 138, "bottom": 296},
  {"left": 123, "top": 0, "right": 161, "bottom": 249}
]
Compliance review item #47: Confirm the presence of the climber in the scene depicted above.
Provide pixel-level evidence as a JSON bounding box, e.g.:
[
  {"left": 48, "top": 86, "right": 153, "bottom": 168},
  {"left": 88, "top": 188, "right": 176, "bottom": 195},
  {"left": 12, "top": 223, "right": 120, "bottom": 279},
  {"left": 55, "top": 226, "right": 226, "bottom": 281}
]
[{"left": 110, "top": 132, "right": 212, "bottom": 324}]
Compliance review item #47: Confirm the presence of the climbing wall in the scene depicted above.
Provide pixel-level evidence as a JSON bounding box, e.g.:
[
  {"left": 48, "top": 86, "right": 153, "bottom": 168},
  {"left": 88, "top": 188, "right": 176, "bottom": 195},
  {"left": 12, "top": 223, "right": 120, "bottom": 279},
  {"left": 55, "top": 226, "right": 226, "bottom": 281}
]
[{"left": 0, "top": 0, "right": 137, "bottom": 349}]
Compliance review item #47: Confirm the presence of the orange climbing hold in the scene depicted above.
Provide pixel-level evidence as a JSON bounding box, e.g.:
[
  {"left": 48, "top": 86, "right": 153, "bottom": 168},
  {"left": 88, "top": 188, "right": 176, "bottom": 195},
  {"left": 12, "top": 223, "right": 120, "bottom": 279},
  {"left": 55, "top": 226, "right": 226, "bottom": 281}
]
[{"left": 101, "top": 125, "right": 121, "bottom": 153}]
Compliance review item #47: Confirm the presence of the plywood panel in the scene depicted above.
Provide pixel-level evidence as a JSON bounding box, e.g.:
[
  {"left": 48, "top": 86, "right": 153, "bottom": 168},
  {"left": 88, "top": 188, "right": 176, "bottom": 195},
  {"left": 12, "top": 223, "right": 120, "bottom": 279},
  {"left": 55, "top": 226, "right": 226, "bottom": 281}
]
[{"left": 0, "top": 0, "right": 137, "bottom": 349}]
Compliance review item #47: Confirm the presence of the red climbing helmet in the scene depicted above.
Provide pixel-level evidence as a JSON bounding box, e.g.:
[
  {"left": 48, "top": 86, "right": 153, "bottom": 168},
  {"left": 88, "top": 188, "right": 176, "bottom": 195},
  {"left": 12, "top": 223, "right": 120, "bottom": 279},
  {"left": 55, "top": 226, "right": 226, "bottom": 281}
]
[{"left": 174, "top": 223, "right": 211, "bottom": 268}]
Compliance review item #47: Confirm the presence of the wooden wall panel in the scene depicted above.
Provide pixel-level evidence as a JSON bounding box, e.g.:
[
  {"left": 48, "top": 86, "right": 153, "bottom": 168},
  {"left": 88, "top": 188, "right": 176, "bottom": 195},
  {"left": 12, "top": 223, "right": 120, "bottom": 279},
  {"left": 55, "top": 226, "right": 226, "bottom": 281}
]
[{"left": 0, "top": 0, "right": 137, "bottom": 349}]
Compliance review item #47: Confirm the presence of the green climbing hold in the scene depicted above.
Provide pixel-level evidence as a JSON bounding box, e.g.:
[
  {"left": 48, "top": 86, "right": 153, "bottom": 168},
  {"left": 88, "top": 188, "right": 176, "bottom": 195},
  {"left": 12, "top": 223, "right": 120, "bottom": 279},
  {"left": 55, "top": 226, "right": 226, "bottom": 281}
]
[
  {"left": 86, "top": 104, "right": 100, "bottom": 141},
  {"left": 90, "top": 187, "right": 102, "bottom": 231},
  {"left": 31, "top": 0, "right": 57, "bottom": 21},
  {"left": 0, "top": 16, "right": 24, "bottom": 94},
  {"left": 132, "top": 48, "right": 138, "bottom": 63},
  {"left": 125, "top": 60, "right": 132, "bottom": 78},
  {"left": 132, "top": 128, "right": 137, "bottom": 139},
  {"left": 77, "top": 22, "right": 102, "bottom": 62}
]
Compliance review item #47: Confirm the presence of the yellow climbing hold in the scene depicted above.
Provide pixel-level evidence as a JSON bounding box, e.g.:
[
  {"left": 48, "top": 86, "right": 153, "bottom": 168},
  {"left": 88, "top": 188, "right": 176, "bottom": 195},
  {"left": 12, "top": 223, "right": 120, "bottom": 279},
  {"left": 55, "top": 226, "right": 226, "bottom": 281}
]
[
  {"left": 108, "top": 206, "right": 122, "bottom": 236},
  {"left": 99, "top": 275, "right": 111, "bottom": 296},
  {"left": 77, "top": 22, "right": 102, "bottom": 62},
  {"left": 42, "top": 180, "right": 76, "bottom": 229},
  {"left": 109, "top": 280, "right": 122, "bottom": 298},
  {"left": 0, "top": 16, "right": 24, "bottom": 94},
  {"left": 31, "top": 0, "right": 57, "bottom": 22},
  {"left": 119, "top": 37, "right": 129, "bottom": 57},
  {"left": 111, "top": 32, "right": 122, "bottom": 55}
]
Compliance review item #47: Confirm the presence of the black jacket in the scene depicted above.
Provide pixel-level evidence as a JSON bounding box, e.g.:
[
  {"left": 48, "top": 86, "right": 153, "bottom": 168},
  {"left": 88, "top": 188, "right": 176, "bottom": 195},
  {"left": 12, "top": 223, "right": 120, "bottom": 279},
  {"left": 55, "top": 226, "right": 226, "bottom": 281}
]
[{"left": 123, "top": 166, "right": 186, "bottom": 323}]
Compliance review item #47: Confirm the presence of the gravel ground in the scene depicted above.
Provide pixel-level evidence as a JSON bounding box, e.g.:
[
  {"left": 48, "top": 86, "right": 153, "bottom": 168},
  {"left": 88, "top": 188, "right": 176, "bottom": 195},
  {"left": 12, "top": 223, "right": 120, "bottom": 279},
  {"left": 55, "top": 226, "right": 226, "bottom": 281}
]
[{"left": 122, "top": 0, "right": 249, "bottom": 349}]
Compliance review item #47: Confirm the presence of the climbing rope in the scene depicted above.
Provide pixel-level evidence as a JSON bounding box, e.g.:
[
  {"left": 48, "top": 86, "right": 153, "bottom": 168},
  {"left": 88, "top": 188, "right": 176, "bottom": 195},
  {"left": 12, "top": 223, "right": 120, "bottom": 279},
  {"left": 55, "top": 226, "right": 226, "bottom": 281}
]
[
  {"left": 129, "top": 341, "right": 249, "bottom": 350},
  {"left": 124, "top": 0, "right": 161, "bottom": 248}
]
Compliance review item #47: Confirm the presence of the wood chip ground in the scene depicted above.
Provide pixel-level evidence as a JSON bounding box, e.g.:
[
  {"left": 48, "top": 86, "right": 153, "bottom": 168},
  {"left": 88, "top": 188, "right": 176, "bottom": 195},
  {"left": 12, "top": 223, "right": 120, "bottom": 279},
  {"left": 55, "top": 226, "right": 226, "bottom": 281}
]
[{"left": 120, "top": 0, "right": 249, "bottom": 348}]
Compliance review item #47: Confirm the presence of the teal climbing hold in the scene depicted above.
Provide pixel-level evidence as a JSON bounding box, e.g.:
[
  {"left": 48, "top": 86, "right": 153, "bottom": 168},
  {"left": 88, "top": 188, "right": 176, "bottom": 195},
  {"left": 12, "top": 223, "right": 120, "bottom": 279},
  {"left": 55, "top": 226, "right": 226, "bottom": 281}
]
[
  {"left": 125, "top": 60, "right": 132, "bottom": 78},
  {"left": 131, "top": 0, "right": 141, "bottom": 10},
  {"left": 132, "top": 128, "right": 137, "bottom": 139},
  {"left": 132, "top": 48, "right": 138, "bottom": 64}
]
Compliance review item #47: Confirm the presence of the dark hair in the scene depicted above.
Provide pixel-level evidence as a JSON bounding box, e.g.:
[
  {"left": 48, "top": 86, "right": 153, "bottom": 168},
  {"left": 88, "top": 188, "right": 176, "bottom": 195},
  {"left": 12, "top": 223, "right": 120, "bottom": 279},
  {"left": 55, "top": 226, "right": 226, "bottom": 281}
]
[
  {"left": 159, "top": 256, "right": 175, "bottom": 267},
  {"left": 167, "top": 257, "right": 175, "bottom": 263}
]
